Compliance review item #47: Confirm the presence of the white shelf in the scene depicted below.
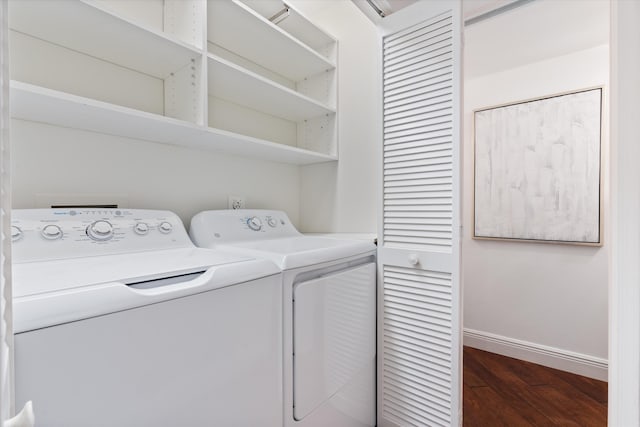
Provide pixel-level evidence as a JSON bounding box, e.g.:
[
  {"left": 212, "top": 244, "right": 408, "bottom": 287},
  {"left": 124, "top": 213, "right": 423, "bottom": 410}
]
[
  {"left": 10, "top": 81, "right": 337, "bottom": 166},
  {"left": 207, "top": 54, "right": 334, "bottom": 122},
  {"left": 239, "top": 0, "right": 336, "bottom": 52},
  {"left": 9, "top": 0, "right": 201, "bottom": 79},
  {"left": 208, "top": 0, "right": 335, "bottom": 82}
]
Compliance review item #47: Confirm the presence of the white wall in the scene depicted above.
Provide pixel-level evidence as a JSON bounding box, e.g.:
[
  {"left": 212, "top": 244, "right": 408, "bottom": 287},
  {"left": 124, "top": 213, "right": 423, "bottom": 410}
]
[
  {"left": 463, "top": 37, "right": 609, "bottom": 378},
  {"left": 290, "top": 0, "right": 379, "bottom": 233},
  {"left": 11, "top": 120, "right": 300, "bottom": 227}
]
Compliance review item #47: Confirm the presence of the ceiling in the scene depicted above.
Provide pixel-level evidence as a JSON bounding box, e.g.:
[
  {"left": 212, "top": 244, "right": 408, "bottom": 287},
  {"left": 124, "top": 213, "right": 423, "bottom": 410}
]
[
  {"left": 351, "top": 0, "right": 521, "bottom": 23},
  {"left": 349, "top": 0, "right": 609, "bottom": 79},
  {"left": 350, "top": 0, "right": 419, "bottom": 23},
  {"left": 465, "top": 0, "right": 610, "bottom": 78}
]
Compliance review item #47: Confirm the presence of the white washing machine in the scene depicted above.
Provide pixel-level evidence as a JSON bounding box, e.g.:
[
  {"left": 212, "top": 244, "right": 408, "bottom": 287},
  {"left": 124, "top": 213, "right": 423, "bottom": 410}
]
[
  {"left": 11, "top": 208, "right": 283, "bottom": 427},
  {"left": 189, "top": 209, "right": 377, "bottom": 427}
]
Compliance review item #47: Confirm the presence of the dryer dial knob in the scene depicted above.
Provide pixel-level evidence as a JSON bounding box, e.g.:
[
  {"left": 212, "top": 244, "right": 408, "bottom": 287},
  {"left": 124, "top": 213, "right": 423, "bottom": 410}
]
[
  {"left": 87, "top": 220, "right": 114, "bottom": 241},
  {"left": 11, "top": 226, "right": 22, "bottom": 242},
  {"left": 158, "top": 221, "right": 173, "bottom": 234},
  {"left": 247, "top": 216, "right": 262, "bottom": 231},
  {"left": 267, "top": 218, "right": 277, "bottom": 228},
  {"left": 41, "top": 224, "right": 63, "bottom": 240},
  {"left": 134, "top": 222, "right": 149, "bottom": 235}
]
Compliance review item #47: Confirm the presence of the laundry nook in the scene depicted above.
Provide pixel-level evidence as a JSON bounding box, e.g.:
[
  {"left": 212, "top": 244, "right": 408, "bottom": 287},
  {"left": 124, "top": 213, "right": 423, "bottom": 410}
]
[{"left": 0, "top": 0, "right": 637, "bottom": 426}]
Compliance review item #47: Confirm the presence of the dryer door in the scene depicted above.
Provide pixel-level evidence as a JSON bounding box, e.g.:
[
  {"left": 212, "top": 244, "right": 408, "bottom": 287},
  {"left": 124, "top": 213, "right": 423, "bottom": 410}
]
[{"left": 293, "top": 262, "right": 376, "bottom": 423}]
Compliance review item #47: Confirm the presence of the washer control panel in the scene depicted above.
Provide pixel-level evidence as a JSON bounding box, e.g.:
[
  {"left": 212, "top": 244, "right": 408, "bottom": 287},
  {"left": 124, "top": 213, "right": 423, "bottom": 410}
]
[
  {"left": 189, "top": 209, "right": 299, "bottom": 248},
  {"left": 12, "top": 209, "right": 192, "bottom": 263}
]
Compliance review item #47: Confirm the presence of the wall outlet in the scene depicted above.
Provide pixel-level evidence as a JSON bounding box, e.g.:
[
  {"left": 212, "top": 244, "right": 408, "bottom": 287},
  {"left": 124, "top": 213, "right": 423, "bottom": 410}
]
[{"left": 228, "top": 195, "right": 246, "bottom": 210}]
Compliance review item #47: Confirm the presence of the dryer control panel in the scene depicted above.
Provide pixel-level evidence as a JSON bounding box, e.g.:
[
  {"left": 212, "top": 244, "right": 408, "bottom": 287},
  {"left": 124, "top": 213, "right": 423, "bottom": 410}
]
[
  {"left": 12, "top": 209, "right": 192, "bottom": 263},
  {"left": 189, "top": 209, "right": 300, "bottom": 248}
]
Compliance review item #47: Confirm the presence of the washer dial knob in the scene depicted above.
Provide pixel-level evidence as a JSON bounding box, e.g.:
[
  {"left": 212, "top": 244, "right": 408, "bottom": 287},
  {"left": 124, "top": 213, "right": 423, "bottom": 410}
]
[
  {"left": 11, "top": 226, "right": 22, "bottom": 242},
  {"left": 42, "top": 224, "right": 63, "bottom": 240},
  {"left": 87, "top": 220, "right": 114, "bottom": 241},
  {"left": 134, "top": 222, "right": 149, "bottom": 235},
  {"left": 158, "top": 221, "right": 173, "bottom": 234},
  {"left": 267, "top": 218, "right": 277, "bottom": 228},
  {"left": 247, "top": 216, "right": 262, "bottom": 231}
]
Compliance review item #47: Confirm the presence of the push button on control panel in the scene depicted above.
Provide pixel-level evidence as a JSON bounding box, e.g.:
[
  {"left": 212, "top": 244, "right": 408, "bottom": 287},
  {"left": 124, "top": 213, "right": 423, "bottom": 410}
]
[{"left": 41, "top": 224, "right": 63, "bottom": 240}]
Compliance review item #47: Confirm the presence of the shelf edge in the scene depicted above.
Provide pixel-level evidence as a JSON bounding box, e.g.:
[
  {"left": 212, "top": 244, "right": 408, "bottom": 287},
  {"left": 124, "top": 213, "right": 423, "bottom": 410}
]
[
  {"left": 207, "top": 53, "right": 336, "bottom": 117},
  {"left": 10, "top": 81, "right": 338, "bottom": 166}
]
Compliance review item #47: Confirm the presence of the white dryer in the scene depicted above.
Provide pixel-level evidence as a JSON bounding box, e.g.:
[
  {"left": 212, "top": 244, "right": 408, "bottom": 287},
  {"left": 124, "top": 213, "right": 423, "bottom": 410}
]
[
  {"left": 12, "top": 208, "right": 283, "bottom": 427},
  {"left": 189, "top": 209, "right": 377, "bottom": 427}
]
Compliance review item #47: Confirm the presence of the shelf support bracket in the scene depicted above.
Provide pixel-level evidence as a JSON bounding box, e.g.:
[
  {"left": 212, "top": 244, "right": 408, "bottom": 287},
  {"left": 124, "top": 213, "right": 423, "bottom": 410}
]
[{"left": 269, "top": 4, "right": 291, "bottom": 25}]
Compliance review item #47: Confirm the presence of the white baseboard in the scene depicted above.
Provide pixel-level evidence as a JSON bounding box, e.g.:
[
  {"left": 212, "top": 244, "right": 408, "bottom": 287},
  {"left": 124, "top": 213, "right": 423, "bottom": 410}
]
[{"left": 463, "top": 328, "right": 608, "bottom": 381}]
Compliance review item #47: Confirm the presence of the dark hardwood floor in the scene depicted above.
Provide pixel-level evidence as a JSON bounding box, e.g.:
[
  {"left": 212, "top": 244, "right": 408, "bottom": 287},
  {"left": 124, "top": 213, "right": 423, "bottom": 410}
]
[{"left": 463, "top": 346, "right": 608, "bottom": 426}]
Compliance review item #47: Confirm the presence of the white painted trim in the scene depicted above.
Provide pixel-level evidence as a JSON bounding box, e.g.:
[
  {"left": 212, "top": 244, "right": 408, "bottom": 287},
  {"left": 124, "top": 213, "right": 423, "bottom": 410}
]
[
  {"left": 463, "top": 328, "right": 608, "bottom": 381},
  {"left": 463, "top": 0, "right": 531, "bottom": 26},
  {"left": 609, "top": 1, "right": 640, "bottom": 425},
  {"left": 0, "top": 0, "right": 13, "bottom": 419}
]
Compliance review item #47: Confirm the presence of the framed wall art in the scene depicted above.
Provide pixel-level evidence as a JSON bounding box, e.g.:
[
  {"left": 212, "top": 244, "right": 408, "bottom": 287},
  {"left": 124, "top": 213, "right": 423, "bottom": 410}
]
[{"left": 473, "top": 87, "right": 603, "bottom": 245}]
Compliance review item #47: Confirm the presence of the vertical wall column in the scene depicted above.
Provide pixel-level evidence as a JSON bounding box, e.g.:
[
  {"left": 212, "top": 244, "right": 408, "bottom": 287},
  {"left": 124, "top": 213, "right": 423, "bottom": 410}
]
[
  {"left": 0, "top": 0, "right": 13, "bottom": 420},
  {"left": 610, "top": 0, "right": 640, "bottom": 425}
]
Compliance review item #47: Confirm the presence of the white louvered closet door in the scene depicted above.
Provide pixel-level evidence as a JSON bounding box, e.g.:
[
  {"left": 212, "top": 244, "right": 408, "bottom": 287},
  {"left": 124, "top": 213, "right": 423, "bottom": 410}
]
[{"left": 377, "top": 1, "right": 462, "bottom": 426}]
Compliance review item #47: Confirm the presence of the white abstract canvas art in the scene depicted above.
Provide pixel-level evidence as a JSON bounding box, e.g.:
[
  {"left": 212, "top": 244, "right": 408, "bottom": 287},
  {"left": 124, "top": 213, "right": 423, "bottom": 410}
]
[{"left": 474, "top": 88, "right": 602, "bottom": 244}]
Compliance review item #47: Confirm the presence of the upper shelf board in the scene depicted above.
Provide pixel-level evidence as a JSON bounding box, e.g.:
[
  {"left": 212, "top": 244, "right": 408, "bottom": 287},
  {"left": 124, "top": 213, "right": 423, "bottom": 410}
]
[
  {"left": 207, "top": 54, "right": 335, "bottom": 122},
  {"left": 239, "top": 0, "right": 336, "bottom": 52},
  {"left": 207, "top": 0, "right": 335, "bottom": 82},
  {"left": 10, "top": 81, "right": 337, "bottom": 166},
  {"left": 9, "top": 0, "right": 200, "bottom": 79}
]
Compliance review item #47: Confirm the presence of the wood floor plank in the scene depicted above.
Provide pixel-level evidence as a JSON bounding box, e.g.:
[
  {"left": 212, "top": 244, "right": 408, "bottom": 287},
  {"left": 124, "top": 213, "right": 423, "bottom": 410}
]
[
  {"left": 494, "top": 352, "right": 557, "bottom": 386},
  {"left": 468, "top": 347, "right": 532, "bottom": 387},
  {"left": 465, "top": 384, "right": 535, "bottom": 427},
  {"left": 463, "top": 359, "right": 487, "bottom": 387},
  {"left": 488, "top": 352, "right": 607, "bottom": 408},
  {"left": 528, "top": 384, "right": 607, "bottom": 427},
  {"left": 464, "top": 384, "right": 496, "bottom": 427},
  {"left": 553, "top": 369, "right": 608, "bottom": 405},
  {"left": 463, "top": 348, "right": 554, "bottom": 426},
  {"left": 463, "top": 347, "right": 608, "bottom": 427},
  {"left": 498, "top": 352, "right": 608, "bottom": 404}
]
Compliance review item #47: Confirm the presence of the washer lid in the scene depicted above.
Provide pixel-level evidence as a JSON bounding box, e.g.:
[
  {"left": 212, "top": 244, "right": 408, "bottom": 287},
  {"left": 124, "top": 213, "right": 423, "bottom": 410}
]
[
  {"left": 217, "top": 236, "right": 375, "bottom": 270},
  {"left": 12, "top": 247, "right": 274, "bottom": 298}
]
